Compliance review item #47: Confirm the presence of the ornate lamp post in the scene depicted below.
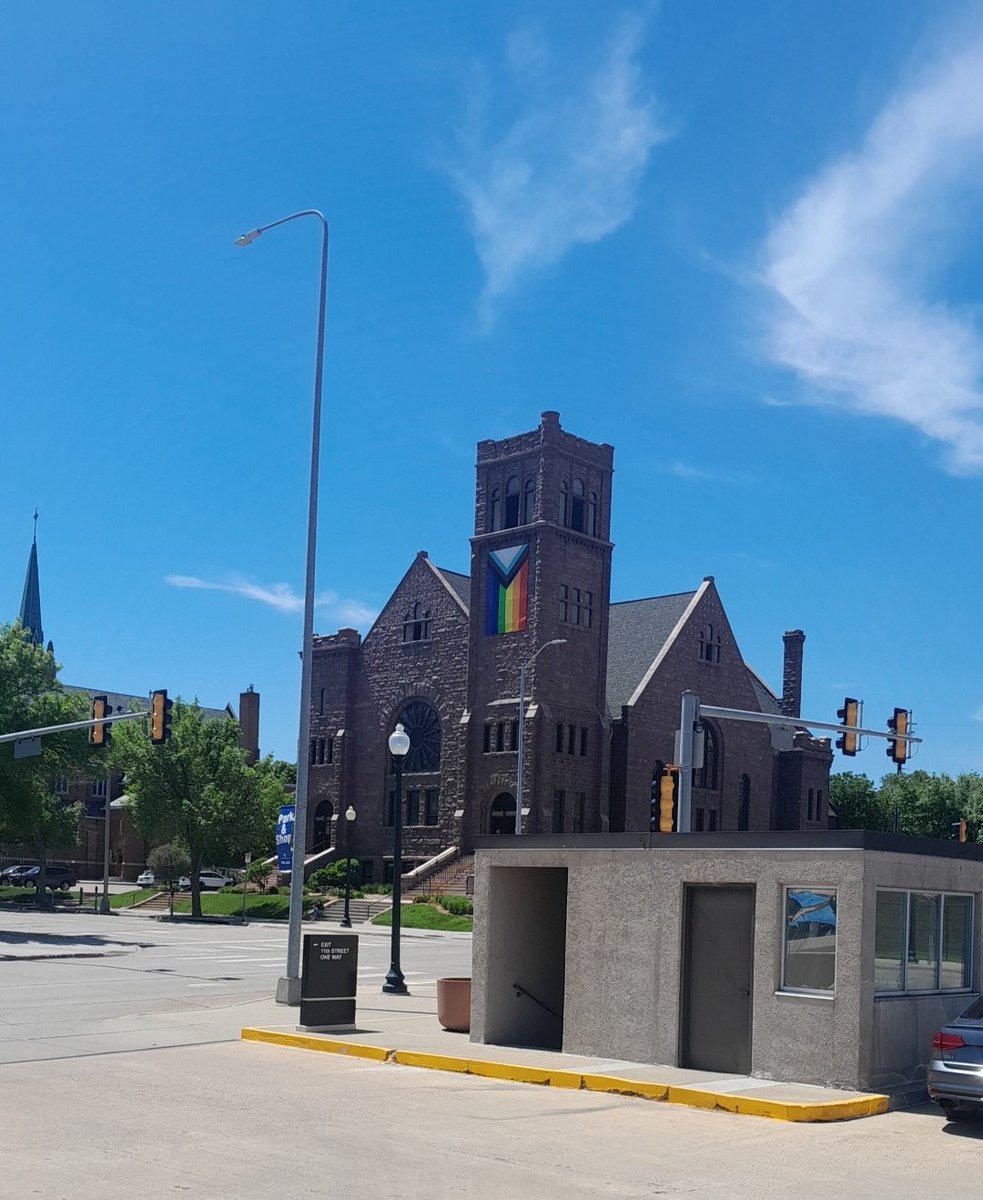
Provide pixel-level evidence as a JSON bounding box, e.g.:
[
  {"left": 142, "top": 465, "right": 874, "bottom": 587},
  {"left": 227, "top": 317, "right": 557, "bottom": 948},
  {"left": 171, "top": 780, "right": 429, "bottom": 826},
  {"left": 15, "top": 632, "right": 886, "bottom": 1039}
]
[
  {"left": 384, "top": 722, "right": 410, "bottom": 994},
  {"left": 340, "top": 804, "right": 356, "bottom": 928}
]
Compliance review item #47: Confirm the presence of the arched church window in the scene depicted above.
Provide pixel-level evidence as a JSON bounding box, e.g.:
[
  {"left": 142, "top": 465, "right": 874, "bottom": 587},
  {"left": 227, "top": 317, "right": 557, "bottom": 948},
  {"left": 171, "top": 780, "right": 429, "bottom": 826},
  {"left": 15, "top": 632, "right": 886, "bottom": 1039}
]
[
  {"left": 588, "top": 491, "right": 599, "bottom": 536},
  {"left": 699, "top": 623, "right": 721, "bottom": 663},
  {"left": 570, "top": 478, "right": 585, "bottom": 531},
  {"left": 397, "top": 700, "right": 441, "bottom": 772},
  {"left": 489, "top": 792, "right": 516, "bottom": 834},
  {"left": 504, "top": 477, "right": 520, "bottom": 528},
  {"left": 402, "top": 602, "right": 431, "bottom": 643},
  {"left": 522, "top": 478, "right": 535, "bottom": 525},
  {"left": 738, "top": 774, "right": 750, "bottom": 831},
  {"left": 489, "top": 486, "right": 501, "bottom": 532},
  {"left": 693, "top": 721, "right": 719, "bottom": 791},
  {"left": 559, "top": 481, "right": 569, "bottom": 527}
]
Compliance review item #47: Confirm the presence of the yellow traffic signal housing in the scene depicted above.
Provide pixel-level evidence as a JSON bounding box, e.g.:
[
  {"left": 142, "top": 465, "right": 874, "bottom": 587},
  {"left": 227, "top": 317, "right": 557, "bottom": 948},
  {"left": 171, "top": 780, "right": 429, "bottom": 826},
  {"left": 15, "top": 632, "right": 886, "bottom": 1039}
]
[
  {"left": 90, "top": 694, "right": 111, "bottom": 748},
  {"left": 887, "top": 707, "right": 910, "bottom": 766},
  {"left": 836, "top": 697, "right": 861, "bottom": 756},
  {"left": 659, "top": 770, "right": 677, "bottom": 833},
  {"left": 150, "top": 689, "right": 173, "bottom": 745}
]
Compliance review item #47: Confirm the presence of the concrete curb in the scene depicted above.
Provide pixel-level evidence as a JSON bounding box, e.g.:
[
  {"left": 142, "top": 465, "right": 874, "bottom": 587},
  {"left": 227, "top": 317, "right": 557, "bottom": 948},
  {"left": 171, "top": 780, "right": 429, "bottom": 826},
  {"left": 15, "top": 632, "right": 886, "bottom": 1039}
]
[{"left": 240, "top": 1028, "right": 889, "bottom": 1122}]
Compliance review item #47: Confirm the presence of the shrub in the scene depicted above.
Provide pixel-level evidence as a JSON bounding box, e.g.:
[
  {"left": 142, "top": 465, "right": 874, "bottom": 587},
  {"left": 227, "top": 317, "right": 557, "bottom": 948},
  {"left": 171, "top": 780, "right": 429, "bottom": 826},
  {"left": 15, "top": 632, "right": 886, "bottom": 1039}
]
[
  {"left": 362, "top": 883, "right": 393, "bottom": 895},
  {"left": 437, "top": 894, "right": 473, "bottom": 916},
  {"left": 266, "top": 885, "right": 280, "bottom": 895},
  {"left": 412, "top": 894, "right": 435, "bottom": 905}
]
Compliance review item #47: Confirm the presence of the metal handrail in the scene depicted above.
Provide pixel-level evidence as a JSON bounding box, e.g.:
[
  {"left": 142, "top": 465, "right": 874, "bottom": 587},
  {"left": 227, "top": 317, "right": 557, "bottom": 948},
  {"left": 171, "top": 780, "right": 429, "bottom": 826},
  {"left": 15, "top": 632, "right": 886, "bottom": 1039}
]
[{"left": 513, "top": 982, "right": 560, "bottom": 1021}]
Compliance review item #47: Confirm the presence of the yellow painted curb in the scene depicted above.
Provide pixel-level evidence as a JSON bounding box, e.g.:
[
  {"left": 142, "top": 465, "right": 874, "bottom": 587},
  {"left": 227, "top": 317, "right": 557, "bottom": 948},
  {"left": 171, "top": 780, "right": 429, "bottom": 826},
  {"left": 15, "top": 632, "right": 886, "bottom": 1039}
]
[
  {"left": 240, "top": 1027, "right": 391, "bottom": 1062},
  {"left": 240, "top": 1028, "right": 889, "bottom": 1122}
]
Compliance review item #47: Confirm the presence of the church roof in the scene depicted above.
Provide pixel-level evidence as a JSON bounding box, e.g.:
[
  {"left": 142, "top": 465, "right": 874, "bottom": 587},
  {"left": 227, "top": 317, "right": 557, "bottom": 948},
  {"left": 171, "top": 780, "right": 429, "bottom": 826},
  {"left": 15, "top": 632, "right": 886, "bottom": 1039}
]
[
  {"left": 605, "top": 591, "right": 699, "bottom": 714},
  {"left": 63, "top": 686, "right": 235, "bottom": 724},
  {"left": 18, "top": 538, "right": 44, "bottom": 647},
  {"left": 432, "top": 566, "right": 471, "bottom": 610}
]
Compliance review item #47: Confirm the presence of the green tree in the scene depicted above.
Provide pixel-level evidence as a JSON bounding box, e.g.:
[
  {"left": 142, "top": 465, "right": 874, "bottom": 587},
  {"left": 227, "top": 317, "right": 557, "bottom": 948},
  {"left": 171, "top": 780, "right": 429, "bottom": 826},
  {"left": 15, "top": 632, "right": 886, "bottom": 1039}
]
[
  {"left": 147, "top": 843, "right": 191, "bottom": 917},
  {"left": 110, "top": 700, "right": 268, "bottom": 918},
  {"left": 0, "top": 624, "right": 93, "bottom": 905},
  {"left": 880, "top": 770, "right": 961, "bottom": 839},
  {"left": 828, "top": 772, "right": 892, "bottom": 831}
]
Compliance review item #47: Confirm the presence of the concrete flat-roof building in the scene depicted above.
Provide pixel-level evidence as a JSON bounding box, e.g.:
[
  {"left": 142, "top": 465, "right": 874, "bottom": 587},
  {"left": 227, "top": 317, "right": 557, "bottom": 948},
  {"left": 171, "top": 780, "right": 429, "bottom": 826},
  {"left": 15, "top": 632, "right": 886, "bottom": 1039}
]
[{"left": 470, "top": 833, "right": 982, "bottom": 1100}]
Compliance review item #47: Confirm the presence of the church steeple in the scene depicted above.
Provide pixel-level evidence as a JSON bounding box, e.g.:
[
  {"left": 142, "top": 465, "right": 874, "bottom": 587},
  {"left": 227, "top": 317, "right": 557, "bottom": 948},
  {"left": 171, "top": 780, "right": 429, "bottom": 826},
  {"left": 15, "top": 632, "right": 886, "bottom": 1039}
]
[{"left": 18, "top": 510, "right": 44, "bottom": 648}]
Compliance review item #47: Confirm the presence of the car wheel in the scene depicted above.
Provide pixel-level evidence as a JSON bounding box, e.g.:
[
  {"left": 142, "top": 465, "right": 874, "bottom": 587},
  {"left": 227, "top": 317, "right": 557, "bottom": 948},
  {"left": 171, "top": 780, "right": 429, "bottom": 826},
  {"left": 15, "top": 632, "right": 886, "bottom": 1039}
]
[{"left": 60, "top": 882, "right": 70, "bottom": 891}]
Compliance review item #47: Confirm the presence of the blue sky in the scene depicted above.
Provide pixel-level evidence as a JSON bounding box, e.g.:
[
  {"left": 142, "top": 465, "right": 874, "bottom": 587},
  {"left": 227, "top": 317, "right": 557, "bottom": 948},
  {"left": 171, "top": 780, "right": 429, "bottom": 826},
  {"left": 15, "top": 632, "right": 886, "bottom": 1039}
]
[{"left": 2, "top": 1, "right": 981, "bottom": 776}]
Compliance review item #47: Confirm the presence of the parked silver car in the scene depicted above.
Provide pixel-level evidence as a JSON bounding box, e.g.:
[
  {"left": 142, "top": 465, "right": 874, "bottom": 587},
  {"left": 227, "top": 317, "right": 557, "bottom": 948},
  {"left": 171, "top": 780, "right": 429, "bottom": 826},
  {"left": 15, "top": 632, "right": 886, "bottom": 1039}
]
[{"left": 928, "top": 996, "right": 983, "bottom": 1119}]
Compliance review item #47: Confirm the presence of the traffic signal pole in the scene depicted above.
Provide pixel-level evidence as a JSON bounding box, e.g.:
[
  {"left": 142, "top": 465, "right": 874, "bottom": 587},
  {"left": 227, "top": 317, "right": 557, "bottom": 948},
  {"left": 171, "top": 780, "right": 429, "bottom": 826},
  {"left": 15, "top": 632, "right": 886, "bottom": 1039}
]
[{"left": 0, "top": 708, "right": 149, "bottom": 745}]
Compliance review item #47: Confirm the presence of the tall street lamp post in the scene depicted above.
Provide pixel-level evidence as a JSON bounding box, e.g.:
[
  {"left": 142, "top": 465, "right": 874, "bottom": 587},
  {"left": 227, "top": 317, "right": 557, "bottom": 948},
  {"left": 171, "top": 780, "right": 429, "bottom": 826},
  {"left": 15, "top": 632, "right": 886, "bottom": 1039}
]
[
  {"left": 384, "top": 723, "right": 410, "bottom": 994},
  {"left": 235, "top": 210, "right": 330, "bottom": 1006},
  {"left": 516, "top": 639, "right": 567, "bottom": 835},
  {"left": 340, "top": 804, "right": 356, "bottom": 928}
]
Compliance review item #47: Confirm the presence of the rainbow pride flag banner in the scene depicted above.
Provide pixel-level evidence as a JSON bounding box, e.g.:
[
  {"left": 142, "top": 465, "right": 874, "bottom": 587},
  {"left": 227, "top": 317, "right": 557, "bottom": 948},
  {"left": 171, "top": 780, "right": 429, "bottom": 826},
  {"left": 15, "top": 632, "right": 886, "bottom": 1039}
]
[{"left": 485, "top": 543, "right": 529, "bottom": 635}]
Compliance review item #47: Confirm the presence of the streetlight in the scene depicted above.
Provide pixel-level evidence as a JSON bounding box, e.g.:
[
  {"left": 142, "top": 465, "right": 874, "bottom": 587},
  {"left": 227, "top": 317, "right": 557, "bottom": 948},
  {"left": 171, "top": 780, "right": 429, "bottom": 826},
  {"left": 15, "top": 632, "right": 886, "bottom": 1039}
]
[
  {"left": 384, "top": 722, "right": 410, "bottom": 994},
  {"left": 340, "top": 805, "right": 356, "bottom": 928},
  {"left": 235, "top": 210, "right": 330, "bottom": 1006},
  {"left": 516, "top": 639, "right": 567, "bottom": 835}
]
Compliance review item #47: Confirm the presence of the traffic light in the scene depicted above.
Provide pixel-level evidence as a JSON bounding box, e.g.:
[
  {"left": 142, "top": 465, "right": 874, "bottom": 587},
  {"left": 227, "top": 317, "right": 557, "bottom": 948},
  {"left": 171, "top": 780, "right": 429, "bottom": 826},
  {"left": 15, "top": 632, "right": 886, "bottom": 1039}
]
[
  {"left": 835, "top": 697, "right": 861, "bottom": 756},
  {"left": 886, "top": 707, "right": 910, "bottom": 766},
  {"left": 659, "top": 770, "right": 677, "bottom": 833},
  {"left": 89, "top": 694, "right": 111, "bottom": 748},
  {"left": 150, "top": 689, "right": 173, "bottom": 744},
  {"left": 951, "top": 819, "right": 968, "bottom": 844}
]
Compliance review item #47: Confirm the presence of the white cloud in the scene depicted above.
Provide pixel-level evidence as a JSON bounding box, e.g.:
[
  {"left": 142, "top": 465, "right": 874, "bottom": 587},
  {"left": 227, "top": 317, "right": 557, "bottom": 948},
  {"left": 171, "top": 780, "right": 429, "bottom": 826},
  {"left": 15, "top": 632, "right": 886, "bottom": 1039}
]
[
  {"left": 446, "top": 12, "right": 668, "bottom": 325},
  {"left": 665, "top": 461, "right": 755, "bottom": 484},
  {"left": 165, "top": 573, "right": 376, "bottom": 628},
  {"left": 761, "top": 33, "right": 983, "bottom": 472}
]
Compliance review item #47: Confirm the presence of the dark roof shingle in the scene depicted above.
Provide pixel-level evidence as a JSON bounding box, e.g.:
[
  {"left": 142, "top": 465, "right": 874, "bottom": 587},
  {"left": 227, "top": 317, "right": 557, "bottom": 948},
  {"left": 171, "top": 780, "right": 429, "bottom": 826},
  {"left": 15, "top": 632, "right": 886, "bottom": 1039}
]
[{"left": 605, "top": 591, "right": 697, "bottom": 713}]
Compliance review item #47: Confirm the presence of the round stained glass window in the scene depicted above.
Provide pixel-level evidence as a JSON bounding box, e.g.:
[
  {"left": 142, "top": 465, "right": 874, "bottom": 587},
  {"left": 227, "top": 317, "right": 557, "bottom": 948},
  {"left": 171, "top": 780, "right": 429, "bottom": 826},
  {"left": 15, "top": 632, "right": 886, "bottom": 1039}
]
[{"left": 398, "top": 701, "right": 441, "bottom": 773}]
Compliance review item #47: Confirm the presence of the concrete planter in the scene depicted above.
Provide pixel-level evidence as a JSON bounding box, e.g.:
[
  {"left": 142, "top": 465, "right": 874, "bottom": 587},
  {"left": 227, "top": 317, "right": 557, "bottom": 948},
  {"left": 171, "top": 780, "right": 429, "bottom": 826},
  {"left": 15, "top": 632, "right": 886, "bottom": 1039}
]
[{"left": 436, "top": 977, "right": 472, "bottom": 1033}]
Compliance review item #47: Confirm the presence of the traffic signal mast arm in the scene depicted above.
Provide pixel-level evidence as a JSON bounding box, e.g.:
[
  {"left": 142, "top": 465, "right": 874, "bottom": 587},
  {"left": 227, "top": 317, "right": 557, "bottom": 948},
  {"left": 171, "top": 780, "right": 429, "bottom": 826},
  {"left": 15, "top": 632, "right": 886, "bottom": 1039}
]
[
  {"left": 693, "top": 702, "right": 921, "bottom": 747},
  {"left": 0, "top": 707, "right": 149, "bottom": 745}
]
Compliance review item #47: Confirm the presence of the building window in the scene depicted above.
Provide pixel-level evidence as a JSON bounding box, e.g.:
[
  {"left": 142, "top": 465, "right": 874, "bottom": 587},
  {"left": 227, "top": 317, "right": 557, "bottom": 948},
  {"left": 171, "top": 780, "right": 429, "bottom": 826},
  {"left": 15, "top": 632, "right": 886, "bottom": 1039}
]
[
  {"left": 326, "top": 738, "right": 334, "bottom": 765},
  {"left": 310, "top": 739, "right": 317, "bottom": 766},
  {"left": 783, "top": 887, "right": 837, "bottom": 994},
  {"left": 556, "top": 723, "right": 564, "bottom": 753},
  {"left": 807, "top": 789, "right": 815, "bottom": 821},
  {"left": 402, "top": 602, "right": 431, "bottom": 643},
  {"left": 319, "top": 687, "right": 326, "bottom": 716},
  {"left": 552, "top": 789, "right": 565, "bottom": 834},
  {"left": 580, "top": 728, "right": 588, "bottom": 757},
  {"left": 483, "top": 724, "right": 492, "bottom": 753},
  {"left": 407, "top": 789, "right": 421, "bottom": 826},
  {"left": 694, "top": 807, "right": 705, "bottom": 831},
  {"left": 875, "top": 890, "right": 973, "bottom": 994},
  {"left": 699, "top": 624, "right": 721, "bottom": 664},
  {"left": 490, "top": 487, "right": 501, "bottom": 532},
  {"left": 522, "top": 478, "right": 535, "bottom": 525},
  {"left": 571, "top": 478, "right": 585, "bottom": 531},
  {"left": 816, "top": 789, "right": 824, "bottom": 822},
  {"left": 573, "top": 793, "right": 585, "bottom": 833},
  {"left": 582, "top": 591, "right": 593, "bottom": 629},
  {"left": 396, "top": 700, "right": 441, "bottom": 772},
  {"left": 559, "top": 481, "right": 569, "bottom": 527},
  {"left": 708, "top": 809, "right": 719, "bottom": 832},
  {"left": 567, "top": 725, "right": 576, "bottom": 755},
  {"left": 316, "top": 738, "right": 326, "bottom": 765},
  {"left": 91, "top": 777, "right": 107, "bottom": 799},
  {"left": 693, "top": 722, "right": 719, "bottom": 790},
  {"left": 504, "top": 476, "right": 520, "bottom": 528},
  {"left": 738, "top": 774, "right": 750, "bottom": 831},
  {"left": 510, "top": 720, "right": 519, "bottom": 751},
  {"left": 53, "top": 775, "right": 69, "bottom": 796},
  {"left": 425, "top": 788, "right": 439, "bottom": 826},
  {"left": 496, "top": 722, "right": 505, "bottom": 752},
  {"left": 588, "top": 491, "right": 598, "bottom": 536},
  {"left": 570, "top": 588, "right": 581, "bottom": 626},
  {"left": 559, "top": 584, "right": 569, "bottom": 623}
]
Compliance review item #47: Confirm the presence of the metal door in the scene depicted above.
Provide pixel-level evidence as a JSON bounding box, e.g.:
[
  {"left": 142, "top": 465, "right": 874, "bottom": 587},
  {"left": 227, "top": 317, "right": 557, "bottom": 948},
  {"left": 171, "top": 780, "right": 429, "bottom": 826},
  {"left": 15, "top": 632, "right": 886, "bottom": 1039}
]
[{"left": 680, "top": 884, "right": 755, "bottom": 1075}]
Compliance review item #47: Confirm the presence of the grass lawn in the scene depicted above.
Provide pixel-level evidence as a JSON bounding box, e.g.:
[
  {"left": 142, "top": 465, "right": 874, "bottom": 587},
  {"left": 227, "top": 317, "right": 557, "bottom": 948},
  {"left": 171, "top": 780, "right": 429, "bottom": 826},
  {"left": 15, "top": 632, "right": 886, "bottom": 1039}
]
[
  {"left": 0, "top": 887, "right": 35, "bottom": 902},
  {"left": 373, "top": 904, "right": 473, "bottom": 932},
  {"left": 172, "top": 891, "right": 299, "bottom": 920},
  {"left": 110, "top": 888, "right": 158, "bottom": 909}
]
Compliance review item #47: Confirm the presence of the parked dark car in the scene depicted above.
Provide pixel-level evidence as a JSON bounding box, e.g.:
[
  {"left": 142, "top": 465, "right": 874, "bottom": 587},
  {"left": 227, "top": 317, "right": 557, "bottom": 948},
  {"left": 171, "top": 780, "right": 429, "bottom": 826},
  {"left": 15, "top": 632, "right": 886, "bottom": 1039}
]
[
  {"left": 20, "top": 865, "right": 77, "bottom": 891},
  {"left": 928, "top": 997, "right": 983, "bottom": 1119},
  {"left": 1, "top": 865, "right": 36, "bottom": 887}
]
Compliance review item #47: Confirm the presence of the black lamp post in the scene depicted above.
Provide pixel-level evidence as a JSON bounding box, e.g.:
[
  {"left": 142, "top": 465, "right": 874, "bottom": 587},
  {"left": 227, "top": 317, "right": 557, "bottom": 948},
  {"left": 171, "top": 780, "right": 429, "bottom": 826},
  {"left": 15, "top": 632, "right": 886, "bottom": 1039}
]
[
  {"left": 383, "top": 722, "right": 410, "bottom": 994},
  {"left": 340, "top": 804, "right": 356, "bottom": 928}
]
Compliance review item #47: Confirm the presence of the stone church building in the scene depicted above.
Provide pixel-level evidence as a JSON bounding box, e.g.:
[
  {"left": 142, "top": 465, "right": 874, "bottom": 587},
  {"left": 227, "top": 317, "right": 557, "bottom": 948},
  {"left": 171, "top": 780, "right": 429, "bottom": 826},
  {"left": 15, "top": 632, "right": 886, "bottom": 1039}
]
[{"left": 307, "top": 412, "right": 833, "bottom": 883}]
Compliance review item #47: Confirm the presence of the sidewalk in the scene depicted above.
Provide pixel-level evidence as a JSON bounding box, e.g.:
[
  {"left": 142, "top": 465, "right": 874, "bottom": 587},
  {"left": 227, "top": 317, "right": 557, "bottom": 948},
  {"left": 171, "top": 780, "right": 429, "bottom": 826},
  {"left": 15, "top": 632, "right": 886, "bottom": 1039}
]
[{"left": 240, "top": 982, "right": 889, "bottom": 1124}]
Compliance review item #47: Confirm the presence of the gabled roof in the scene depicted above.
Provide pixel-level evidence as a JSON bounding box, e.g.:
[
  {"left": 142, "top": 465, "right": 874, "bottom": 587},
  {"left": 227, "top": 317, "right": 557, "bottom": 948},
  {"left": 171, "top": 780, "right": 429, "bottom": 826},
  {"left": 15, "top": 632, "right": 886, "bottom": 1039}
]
[
  {"left": 606, "top": 590, "right": 699, "bottom": 713},
  {"left": 63, "top": 685, "right": 234, "bottom": 724},
  {"left": 746, "top": 666, "right": 783, "bottom": 716},
  {"left": 429, "top": 564, "right": 470, "bottom": 613}
]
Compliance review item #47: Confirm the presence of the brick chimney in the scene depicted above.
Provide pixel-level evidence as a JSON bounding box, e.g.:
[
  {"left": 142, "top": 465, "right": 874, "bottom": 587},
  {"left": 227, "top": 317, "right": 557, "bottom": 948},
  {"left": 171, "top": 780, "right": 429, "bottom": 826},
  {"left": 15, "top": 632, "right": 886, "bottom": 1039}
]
[
  {"left": 781, "top": 631, "right": 805, "bottom": 718},
  {"left": 239, "top": 685, "right": 260, "bottom": 764}
]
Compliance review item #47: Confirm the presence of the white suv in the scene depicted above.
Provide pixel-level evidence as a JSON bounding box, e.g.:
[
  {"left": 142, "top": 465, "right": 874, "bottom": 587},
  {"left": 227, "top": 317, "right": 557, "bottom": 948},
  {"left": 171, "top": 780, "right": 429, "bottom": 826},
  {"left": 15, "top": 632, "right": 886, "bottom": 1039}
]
[{"left": 178, "top": 870, "right": 234, "bottom": 891}]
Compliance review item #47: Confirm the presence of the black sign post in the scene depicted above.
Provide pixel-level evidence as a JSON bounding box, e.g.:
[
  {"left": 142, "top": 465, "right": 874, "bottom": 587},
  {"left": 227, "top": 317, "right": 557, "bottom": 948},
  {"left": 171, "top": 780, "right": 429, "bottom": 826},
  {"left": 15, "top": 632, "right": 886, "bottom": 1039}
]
[{"left": 300, "top": 933, "right": 358, "bottom": 1030}]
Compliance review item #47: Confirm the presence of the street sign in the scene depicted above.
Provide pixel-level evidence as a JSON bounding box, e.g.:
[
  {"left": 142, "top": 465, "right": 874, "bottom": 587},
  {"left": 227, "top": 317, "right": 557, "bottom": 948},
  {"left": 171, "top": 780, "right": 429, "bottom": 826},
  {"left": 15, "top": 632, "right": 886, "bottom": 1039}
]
[
  {"left": 13, "top": 737, "right": 41, "bottom": 759},
  {"left": 300, "top": 933, "right": 358, "bottom": 1029}
]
